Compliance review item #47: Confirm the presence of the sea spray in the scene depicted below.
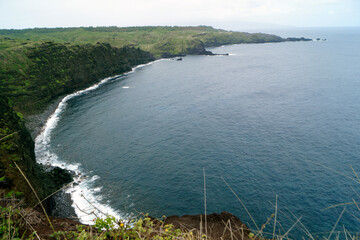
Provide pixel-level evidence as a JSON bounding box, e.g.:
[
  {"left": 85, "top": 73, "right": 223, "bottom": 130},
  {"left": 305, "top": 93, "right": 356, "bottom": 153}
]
[{"left": 34, "top": 59, "right": 164, "bottom": 224}]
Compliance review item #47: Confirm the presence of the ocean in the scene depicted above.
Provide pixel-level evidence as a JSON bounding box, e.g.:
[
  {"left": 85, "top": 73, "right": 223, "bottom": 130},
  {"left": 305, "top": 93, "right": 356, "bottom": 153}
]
[{"left": 35, "top": 27, "right": 360, "bottom": 238}]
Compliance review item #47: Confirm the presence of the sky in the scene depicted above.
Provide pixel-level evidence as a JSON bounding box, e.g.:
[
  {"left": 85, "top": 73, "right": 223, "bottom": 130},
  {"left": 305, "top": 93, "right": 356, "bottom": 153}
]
[{"left": 0, "top": 0, "right": 359, "bottom": 30}]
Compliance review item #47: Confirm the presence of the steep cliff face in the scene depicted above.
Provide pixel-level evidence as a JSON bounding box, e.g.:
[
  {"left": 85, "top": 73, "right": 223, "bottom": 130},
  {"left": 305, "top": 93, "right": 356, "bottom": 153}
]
[
  {"left": 1, "top": 42, "right": 155, "bottom": 114},
  {"left": 0, "top": 96, "right": 71, "bottom": 208},
  {"left": 0, "top": 40, "right": 155, "bottom": 211}
]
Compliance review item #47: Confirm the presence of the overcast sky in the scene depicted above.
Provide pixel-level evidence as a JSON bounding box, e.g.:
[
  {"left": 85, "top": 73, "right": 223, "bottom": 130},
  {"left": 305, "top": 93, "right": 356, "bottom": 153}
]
[{"left": 0, "top": 0, "right": 359, "bottom": 30}]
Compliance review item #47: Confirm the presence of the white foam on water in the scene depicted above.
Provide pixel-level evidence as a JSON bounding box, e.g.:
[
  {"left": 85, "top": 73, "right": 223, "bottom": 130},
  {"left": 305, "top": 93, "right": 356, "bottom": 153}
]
[{"left": 34, "top": 60, "right": 161, "bottom": 224}]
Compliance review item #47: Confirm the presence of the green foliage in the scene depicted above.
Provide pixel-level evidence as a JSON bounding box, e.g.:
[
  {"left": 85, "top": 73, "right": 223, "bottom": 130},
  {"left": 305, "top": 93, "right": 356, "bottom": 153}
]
[
  {"left": 0, "top": 26, "right": 298, "bottom": 59},
  {"left": 0, "top": 196, "right": 29, "bottom": 240},
  {"left": 4, "top": 190, "right": 23, "bottom": 198},
  {"left": 94, "top": 216, "right": 116, "bottom": 232},
  {"left": 50, "top": 214, "right": 197, "bottom": 240},
  {"left": 0, "top": 40, "right": 154, "bottom": 114}
]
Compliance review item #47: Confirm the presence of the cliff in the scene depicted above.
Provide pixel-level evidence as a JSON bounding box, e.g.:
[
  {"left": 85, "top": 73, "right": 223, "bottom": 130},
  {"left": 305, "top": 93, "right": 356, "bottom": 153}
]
[
  {"left": 1, "top": 40, "right": 155, "bottom": 114},
  {"left": 0, "top": 96, "right": 72, "bottom": 209}
]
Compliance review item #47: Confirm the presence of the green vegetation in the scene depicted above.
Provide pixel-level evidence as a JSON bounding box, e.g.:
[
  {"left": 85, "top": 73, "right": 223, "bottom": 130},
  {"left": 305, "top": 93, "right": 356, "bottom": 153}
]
[
  {"left": 0, "top": 201, "right": 203, "bottom": 240},
  {"left": 51, "top": 215, "right": 195, "bottom": 240},
  {"left": 0, "top": 26, "right": 311, "bottom": 113},
  {"left": 0, "top": 26, "right": 308, "bottom": 58},
  {"left": 0, "top": 39, "right": 154, "bottom": 114}
]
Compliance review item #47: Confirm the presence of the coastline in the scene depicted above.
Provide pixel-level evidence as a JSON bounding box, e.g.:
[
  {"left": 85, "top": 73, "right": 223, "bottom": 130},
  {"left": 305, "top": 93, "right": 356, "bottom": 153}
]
[
  {"left": 30, "top": 59, "right": 165, "bottom": 224},
  {"left": 25, "top": 96, "right": 65, "bottom": 139},
  {"left": 22, "top": 39, "right": 314, "bottom": 226}
]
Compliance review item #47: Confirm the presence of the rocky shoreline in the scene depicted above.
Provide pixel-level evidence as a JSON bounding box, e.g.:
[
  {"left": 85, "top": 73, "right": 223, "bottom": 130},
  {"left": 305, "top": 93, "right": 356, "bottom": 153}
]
[{"left": 25, "top": 96, "right": 64, "bottom": 139}]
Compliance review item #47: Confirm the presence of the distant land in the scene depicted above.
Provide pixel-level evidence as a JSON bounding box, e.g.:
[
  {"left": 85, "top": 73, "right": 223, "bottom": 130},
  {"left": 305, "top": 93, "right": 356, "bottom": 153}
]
[
  {"left": 0, "top": 25, "right": 311, "bottom": 58},
  {"left": 0, "top": 26, "right": 311, "bottom": 114}
]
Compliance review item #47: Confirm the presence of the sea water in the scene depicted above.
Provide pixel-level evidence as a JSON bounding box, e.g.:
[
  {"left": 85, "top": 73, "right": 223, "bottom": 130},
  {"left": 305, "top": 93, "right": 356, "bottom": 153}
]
[{"left": 35, "top": 27, "right": 360, "bottom": 238}]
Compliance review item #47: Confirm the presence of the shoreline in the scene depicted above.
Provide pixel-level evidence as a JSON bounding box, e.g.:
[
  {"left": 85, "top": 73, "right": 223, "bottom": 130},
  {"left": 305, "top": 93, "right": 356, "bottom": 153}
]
[
  {"left": 30, "top": 59, "right": 165, "bottom": 224},
  {"left": 25, "top": 96, "right": 65, "bottom": 139}
]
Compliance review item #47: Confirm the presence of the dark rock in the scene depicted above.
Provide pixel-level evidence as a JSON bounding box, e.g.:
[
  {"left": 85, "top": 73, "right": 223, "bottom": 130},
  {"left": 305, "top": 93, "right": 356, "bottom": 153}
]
[
  {"left": 161, "top": 53, "right": 186, "bottom": 58},
  {"left": 50, "top": 167, "right": 73, "bottom": 187},
  {"left": 0, "top": 96, "right": 73, "bottom": 213},
  {"left": 185, "top": 39, "right": 214, "bottom": 55},
  {"left": 286, "top": 37, "right": 312, "bottom": 42}
]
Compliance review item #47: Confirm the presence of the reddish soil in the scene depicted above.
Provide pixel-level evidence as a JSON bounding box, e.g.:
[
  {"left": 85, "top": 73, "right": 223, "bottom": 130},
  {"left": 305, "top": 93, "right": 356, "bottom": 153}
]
[{"left": 164, "top": 211, "right": 252, "bottom": 240}]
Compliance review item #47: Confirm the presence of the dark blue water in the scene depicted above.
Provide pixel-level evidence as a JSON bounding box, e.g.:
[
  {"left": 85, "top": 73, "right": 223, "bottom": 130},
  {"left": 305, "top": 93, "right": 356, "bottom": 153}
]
[{"left": 50, "top": 27, "right": 360, "bottom": 237}]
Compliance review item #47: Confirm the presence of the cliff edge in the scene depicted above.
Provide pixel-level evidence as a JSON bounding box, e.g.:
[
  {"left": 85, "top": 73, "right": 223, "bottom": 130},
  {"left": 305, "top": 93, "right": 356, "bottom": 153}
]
[{"left": 0, "top": 96, "right": 72, "bottom": 210}]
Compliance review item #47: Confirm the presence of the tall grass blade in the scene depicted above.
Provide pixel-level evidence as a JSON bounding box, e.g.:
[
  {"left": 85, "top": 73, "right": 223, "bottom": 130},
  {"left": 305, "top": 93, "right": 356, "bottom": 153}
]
[
  {"left": 281, "top": 216, "right": 302, "bottom": 239},
  {"left": 203, "top": 168, "right": 207, "bottom": 239},
  {"left": 14, "top": 162, "right": 55, "bottom": 232},
  {"left": 350, "top": 166, "right": 360, "bottom": 183},
  {"left": 221, "top": 177, "right": 261, "bottom": 234},
  {"left": 284, "top": 207, "right": 314, "bottom": 240},
  {"left": 327, "top": 207, "right": 346, "bottom": 240},
  {"left": 307, "top": 160, "right": 358, "bottom": 184},
  {"left": 273, "top": 194, "right": 278, "bottom": 239},
  {"left": 0, "top": 131, "right": 19, "bottom": 142}
]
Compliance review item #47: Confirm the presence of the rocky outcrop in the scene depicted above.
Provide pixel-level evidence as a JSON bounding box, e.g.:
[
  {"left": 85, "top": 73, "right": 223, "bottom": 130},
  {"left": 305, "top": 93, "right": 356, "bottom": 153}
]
[
  {"left": 184, "top": 39, "right": 213, "bottom": 55},
  {"left": 286, "top": 37, "right": 312, "bottom": 42}
]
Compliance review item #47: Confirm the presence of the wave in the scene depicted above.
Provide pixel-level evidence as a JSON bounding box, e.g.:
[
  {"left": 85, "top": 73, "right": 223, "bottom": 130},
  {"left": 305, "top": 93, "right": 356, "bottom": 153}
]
[{"left": 34, "top": 60, "right": 162, "bottom": 224}]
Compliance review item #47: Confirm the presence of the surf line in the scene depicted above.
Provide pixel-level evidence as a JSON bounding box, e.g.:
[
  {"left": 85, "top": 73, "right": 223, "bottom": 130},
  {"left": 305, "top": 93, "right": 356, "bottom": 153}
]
[{"left": 34, "top": 59, "right": 164, "bottom": 224}]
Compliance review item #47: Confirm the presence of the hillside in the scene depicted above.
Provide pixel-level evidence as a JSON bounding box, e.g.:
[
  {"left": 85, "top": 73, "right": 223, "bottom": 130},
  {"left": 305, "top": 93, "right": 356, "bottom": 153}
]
[{"left": 0, "top": 39, "right": 154, "bottom": 114}]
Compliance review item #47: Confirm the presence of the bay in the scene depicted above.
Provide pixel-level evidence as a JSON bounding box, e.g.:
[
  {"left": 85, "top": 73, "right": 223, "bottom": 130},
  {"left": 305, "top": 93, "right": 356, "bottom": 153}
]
[{"left": 46, "top": 27, "right": 360, "bottom": 237}]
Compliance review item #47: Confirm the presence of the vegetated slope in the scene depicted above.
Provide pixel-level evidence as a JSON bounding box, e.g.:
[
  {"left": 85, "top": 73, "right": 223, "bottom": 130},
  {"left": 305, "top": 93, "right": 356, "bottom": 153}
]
[
  {"left": 0, "top": 26, "right": 311, "bottom": 58},
  {"left": 0, "top": 38, "right": 155, "bottom": 114},
  {"left": 0, "top": 96, "right": 72, "bottom": 209}
]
